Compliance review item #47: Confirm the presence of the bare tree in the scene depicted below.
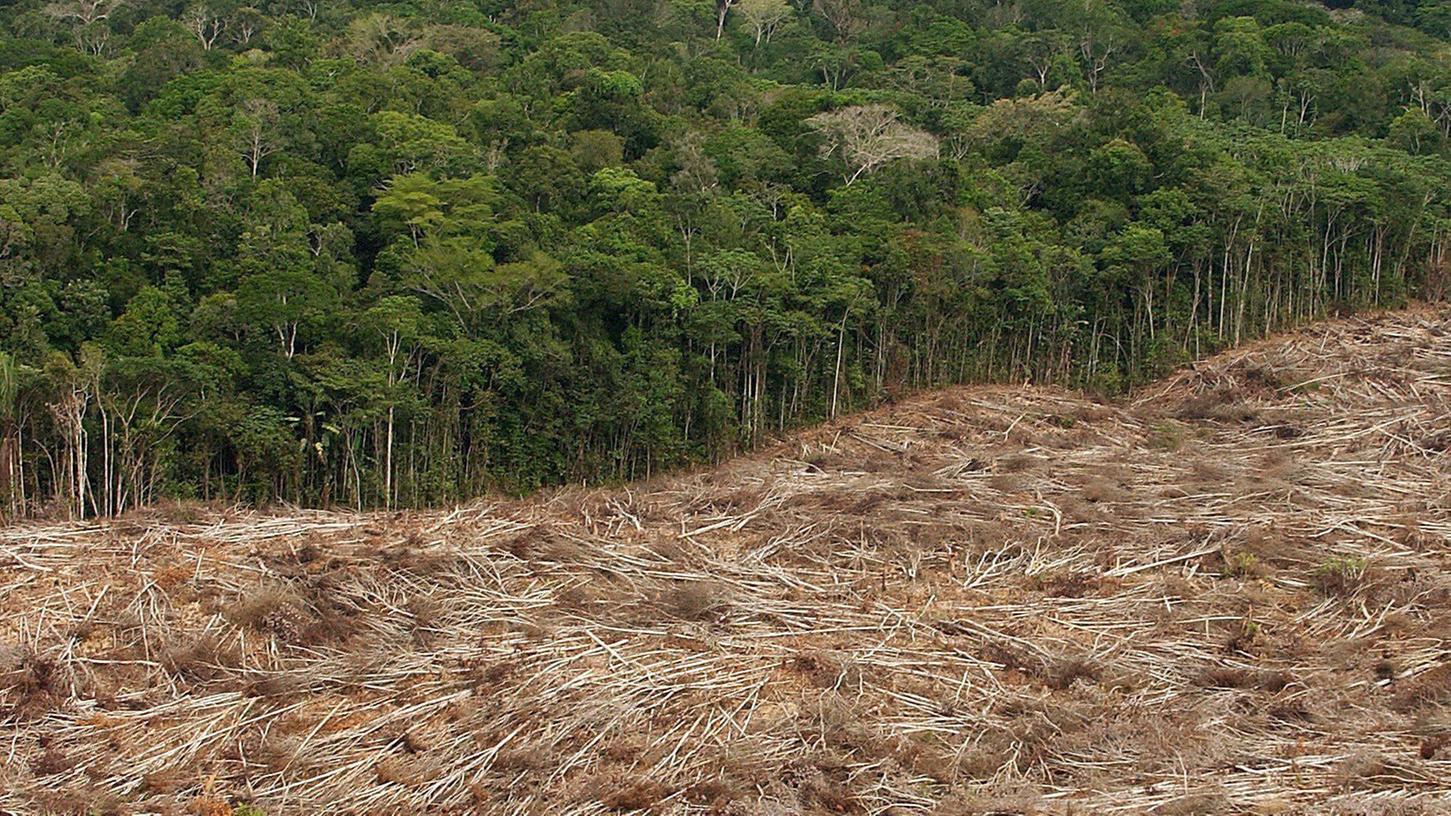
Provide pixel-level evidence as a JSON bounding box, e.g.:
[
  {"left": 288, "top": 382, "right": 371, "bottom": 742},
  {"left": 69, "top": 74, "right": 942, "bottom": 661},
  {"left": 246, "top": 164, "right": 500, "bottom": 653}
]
[
  {"left": 0, "top": 353, "right": 20, "bottom": 520},
  {"left": 1070, "top": 0, "right": 1125, "bottom": 94},
  {"left": 1187, "top": 48, "right": 1215, "bottom": 114},
  {"left": 94, "top": 158, "right": 142, "bottom": 232},
  {"left": 813, "top": 0, "right": 866, "bottom": 42},
  {"left": 715, "top": 0, "right": 738, "bottom": 39},
  {"left": 234, "top": 98, "right": 281, "bottom": 178},
  {"left": 44, "top": 0, "right": 127, "bottom": 54},
  {"left": 42, "top": 0, "right": 124, "bottom": 27},
  {"left": 230, "top": 6, "right": 264, "bottom": 46},
  {"left": 806, "top": 104, "right": 938, "bottom": 185},
  {"left": 182, "top": 3, "right": 228, "bottom": 50},
  {"left": 737, "top": 0, "right": 791, "bottom": 46},
  {"left": 1024, "top": 31, "right": 1068, "bottom": 87},
  {"left": 1079, "top": 30, "right": 1116, "bottom": 94},
  {"left": 346, "top": 13, "right": 422, "bottom": 67}
]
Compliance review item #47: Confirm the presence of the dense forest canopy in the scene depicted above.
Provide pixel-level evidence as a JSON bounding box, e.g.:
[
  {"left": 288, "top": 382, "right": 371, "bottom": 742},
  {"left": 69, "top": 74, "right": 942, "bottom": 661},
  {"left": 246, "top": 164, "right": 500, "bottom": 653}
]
[{"left": 0, "top": 0, "right": 1447, "bottom": 515}]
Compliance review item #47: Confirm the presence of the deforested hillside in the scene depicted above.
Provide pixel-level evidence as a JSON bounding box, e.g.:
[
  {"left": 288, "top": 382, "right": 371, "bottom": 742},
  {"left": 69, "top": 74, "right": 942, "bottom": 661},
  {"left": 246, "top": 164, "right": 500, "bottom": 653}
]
[
  {"left": 2, "top": 305, "right": 1450, "bottom": 815},
  {"left": 3, "top": 0, "right": 1451, "bottom": 513}
]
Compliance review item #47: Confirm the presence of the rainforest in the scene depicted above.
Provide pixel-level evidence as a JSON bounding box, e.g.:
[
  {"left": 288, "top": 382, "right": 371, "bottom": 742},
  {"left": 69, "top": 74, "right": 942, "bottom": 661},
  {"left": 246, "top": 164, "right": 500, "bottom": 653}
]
[{"left": 0, "top": 0, "right": 1448, "bottom": 515}]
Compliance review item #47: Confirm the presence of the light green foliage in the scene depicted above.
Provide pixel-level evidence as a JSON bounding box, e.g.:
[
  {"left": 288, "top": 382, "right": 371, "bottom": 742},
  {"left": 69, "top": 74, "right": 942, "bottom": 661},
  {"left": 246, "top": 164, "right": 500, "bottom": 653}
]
[
  {"left": 1226, "top": 551, "right": 1261, "bottom": 578},
  {"left": 1315, "top": 555, "right": 1371, "bottom": 595}
]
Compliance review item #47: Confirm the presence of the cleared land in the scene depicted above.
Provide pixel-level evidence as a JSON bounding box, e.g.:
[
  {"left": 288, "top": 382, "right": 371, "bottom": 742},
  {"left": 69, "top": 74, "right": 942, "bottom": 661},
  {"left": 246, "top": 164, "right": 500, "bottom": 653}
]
[{"left": 2, "top": 307, "right": 1450, "bottom": 816}]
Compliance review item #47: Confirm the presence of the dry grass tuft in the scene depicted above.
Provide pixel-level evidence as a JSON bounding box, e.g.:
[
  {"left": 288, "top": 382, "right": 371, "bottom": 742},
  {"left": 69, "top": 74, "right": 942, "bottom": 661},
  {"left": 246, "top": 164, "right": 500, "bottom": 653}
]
[
  {"left": 1149, "top": 789, "right": 1232, "bottom": 815},
  {"left": 598, "top": 774, "right": 671, "bottom": 811},
  {"left": 1176, "top": 389, "right": 1259, "bottom": 423},
  {"left": 1079, "top": 475, "right": 1128, "bottom": 504},
  {"left": 0, "top": 647, "right": 62, "bottom": 721},
  {"left": 224, "top": 584, "right": 308, "bottom": 636},
  {"left": 1331, "top": 749, "right": 1412, "bottom": 791},
  {"left": 1393, "top": 663, "right": 1451, "bottom": 712},
  {"left": 1195, "top": 665, "right": 1292, "bottom": 692},
  {"left": 1045, "top": 656, "right": 1101, "bottom": 689},
  {"left": 493, "top": 743, "right": 553, "bottom": 774},
  {"left": 662, "top": 579, "right": 732, "bottom": 621},
  {"left": 159, "top": 634, "right": 241, "bottom": 680}
]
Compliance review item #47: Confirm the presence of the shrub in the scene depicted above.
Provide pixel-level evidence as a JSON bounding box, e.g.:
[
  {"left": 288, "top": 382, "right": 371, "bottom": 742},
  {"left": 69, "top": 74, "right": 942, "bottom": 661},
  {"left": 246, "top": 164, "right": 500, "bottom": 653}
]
[{"left": 1314, "top": 556, "right": 1368, "bottom": 595}]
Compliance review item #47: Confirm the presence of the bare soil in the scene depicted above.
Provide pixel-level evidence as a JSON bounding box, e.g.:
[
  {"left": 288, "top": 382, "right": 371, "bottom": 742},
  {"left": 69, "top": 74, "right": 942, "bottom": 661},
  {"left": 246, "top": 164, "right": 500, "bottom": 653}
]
[{"left": 3, "top": 306, "right": 1450, "bottom": 815}]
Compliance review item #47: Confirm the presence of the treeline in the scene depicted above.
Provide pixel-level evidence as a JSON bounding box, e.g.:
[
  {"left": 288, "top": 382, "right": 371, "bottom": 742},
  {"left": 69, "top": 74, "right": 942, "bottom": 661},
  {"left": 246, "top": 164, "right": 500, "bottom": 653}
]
[{"left": 0, "top": 0, "right": 1448, "bottom": 516}]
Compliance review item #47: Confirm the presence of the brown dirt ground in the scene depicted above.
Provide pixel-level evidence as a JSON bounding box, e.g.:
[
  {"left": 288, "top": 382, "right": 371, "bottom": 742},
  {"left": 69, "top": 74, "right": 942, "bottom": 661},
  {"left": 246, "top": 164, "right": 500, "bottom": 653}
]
[{"left": 2, "top": 306, "right": 1450, "bottom": 815}]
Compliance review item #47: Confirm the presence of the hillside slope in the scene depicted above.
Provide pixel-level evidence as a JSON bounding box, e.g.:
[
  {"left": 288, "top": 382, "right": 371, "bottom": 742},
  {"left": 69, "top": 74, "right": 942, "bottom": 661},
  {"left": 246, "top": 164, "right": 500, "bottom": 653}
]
[{"left": 2, "top": 307, "right": 1450, "bottom": 815}]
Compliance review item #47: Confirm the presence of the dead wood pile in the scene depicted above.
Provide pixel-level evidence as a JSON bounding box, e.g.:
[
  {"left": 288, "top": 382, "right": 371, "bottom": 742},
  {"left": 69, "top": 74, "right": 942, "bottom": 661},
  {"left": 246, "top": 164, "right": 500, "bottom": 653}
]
[{"left": 3, "top": 307, "right": 1450, "bottom": 815}]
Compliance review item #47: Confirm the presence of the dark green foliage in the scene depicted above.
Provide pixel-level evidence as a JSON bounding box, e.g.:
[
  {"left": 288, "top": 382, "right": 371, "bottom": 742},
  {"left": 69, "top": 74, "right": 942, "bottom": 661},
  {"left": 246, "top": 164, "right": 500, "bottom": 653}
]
[{"left": 0, "top": 0, "right": 1447, "bottom": 515}]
